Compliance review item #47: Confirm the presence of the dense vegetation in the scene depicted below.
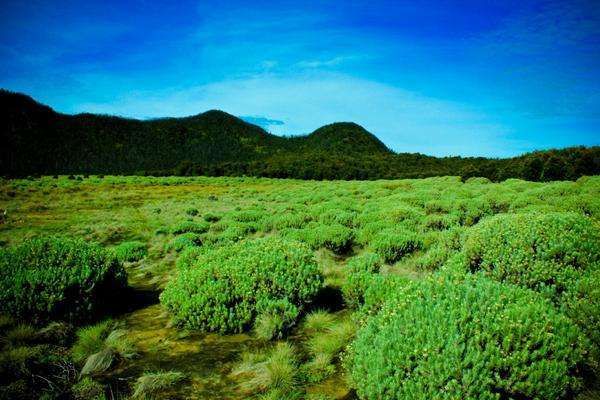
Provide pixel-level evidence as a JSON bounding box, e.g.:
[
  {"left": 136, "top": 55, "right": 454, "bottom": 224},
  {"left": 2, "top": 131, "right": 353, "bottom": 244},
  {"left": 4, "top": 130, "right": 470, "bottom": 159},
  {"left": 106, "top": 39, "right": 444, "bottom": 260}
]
[
  {"left": 0, "top": 175, "right": 598, "bottom": 399},
  {"left": 0, "top": 237, "right": 128, "bottom": 324},
  {"left": 2, "top": 89, "right": 599, "bottom": 181},
  {"left": 348, "top": 275, "right": 588, "bottom": 400},
  {"left": 160, "top": 237, "right": 323, "bottom": 335}
]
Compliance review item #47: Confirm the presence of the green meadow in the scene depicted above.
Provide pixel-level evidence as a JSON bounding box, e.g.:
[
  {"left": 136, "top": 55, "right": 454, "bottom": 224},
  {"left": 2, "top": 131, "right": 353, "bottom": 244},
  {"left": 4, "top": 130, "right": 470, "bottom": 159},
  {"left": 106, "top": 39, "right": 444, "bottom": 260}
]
[{"left": 0, "top": 175, "right": 599, "bottom": 399}]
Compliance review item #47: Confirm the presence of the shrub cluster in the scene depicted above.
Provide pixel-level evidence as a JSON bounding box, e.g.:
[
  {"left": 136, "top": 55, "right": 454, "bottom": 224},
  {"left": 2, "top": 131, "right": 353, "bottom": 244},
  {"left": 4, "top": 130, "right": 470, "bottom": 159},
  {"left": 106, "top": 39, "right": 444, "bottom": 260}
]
[
  {"left": 371, "top": 229, "right": 423, "bottom": 263},
  {"left": 0, "top": 237, "right": 127, "bottom": 323},
  {"left": 170, "top": 220, "right": 210, "bottom": 235},
  {"left": 463, "top": 212, "right": 599, "bottom": 297},
  {"left": 348, "top": 275, "right": 588, "bottom": 400},
  {"left": 113, "top": 240, "right": 147, "bottom": 262},
  {"left": 160, "top": 237, "right": 323, "bottom": 334},
  {"left": 461, "top": 211, "right": 600, "bottom": 357},
  {"left": 341, "top": 253, "right": 382, "bottom": 309}
]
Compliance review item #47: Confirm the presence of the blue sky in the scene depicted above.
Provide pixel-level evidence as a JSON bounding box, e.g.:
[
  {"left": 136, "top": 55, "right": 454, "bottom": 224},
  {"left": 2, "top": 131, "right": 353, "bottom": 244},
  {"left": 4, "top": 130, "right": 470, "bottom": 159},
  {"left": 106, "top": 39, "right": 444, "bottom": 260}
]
[{"left": 1, "top": 0, "right": 599, "bottom": 157}]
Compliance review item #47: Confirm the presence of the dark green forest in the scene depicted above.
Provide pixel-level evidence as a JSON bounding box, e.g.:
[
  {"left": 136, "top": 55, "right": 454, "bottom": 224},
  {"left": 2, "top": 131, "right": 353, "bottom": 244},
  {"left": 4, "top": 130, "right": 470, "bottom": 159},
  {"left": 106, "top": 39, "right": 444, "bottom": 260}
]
[{"left": 1, "top": 89, "right": 598, "bottom": 181}]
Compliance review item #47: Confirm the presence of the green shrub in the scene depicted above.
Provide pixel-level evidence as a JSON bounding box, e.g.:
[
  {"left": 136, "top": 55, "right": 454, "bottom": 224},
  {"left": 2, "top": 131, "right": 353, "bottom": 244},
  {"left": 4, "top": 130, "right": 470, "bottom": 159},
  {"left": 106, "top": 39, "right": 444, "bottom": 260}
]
[
  {"left": 348, "top": 275, "right": 588, "bottom": 400},
  {"left": 0, "top": 237, "right": 127, "bottom": 323},
  {"left": 462, "top": 212, "right": 600, "bottom": 351},
  {"left": 422, "top": 214, "right": 457, "bottom": 231},
  {"left": 170, "top": 220, "right": 210, "bottom": 235},
  {"left": 254, "top": 299, "right": 299, "bottom": 340},
  {"left": 270, "top": 213, "right": 312, "bottom": 230},
  {"left": 463, "top": 212, "right": 599, "bottom": 299},
  {"left": 290, "top": 223, "right": 354, "bottom": 254},
  {"left": 167, "top": 232, "right": 202, "bottom": 252},
  {"left": 371, "top": 229, "right": 423, "bottom": 263},
  {"left": 341, "top": 253, "right": 382, "bottom": 309},
  {"left": 185, "top": 207, "right": 198, "bottom": 217},
  {"left": 231, "top": 209, "right": 266, "bottom": 223},
  {"left": 113, "top": 241, "right": 147, "bottom": 262},
  {"left": 160, "top": 237, "right": 323, "bottom": 333},
  {"left": 203, "top": 212, "right": 222, "bottom": 222}
]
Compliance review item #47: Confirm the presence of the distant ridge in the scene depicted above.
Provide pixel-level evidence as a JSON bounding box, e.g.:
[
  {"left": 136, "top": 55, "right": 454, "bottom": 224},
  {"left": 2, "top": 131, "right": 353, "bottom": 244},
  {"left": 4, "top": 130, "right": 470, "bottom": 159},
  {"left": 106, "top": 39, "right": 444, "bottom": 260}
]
[{"left": 1, "top": 89, "right": 598, "bottom": 181}]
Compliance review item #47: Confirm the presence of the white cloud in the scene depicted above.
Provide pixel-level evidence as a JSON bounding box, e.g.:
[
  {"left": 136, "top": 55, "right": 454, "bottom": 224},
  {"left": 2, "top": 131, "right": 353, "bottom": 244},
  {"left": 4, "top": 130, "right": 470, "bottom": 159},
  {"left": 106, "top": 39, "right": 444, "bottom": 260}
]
[{"left": 77, "top": 72, "right": 524, "bottom": 157}]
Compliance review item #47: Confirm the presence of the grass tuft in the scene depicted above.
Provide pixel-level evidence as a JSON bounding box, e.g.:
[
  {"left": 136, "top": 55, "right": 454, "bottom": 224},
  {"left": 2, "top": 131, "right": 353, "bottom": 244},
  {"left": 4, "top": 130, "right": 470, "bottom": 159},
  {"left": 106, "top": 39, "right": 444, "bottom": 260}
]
[{"left": 131, "top": 370, "right": 186, "bottom": 399}]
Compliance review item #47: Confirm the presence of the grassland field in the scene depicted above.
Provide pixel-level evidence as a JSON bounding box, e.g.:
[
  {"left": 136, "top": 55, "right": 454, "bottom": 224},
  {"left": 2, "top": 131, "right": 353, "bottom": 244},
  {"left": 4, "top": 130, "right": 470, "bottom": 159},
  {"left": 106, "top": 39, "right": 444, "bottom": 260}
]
[{"left": 0, "top": 175, "right": 599, "bottom": 400}]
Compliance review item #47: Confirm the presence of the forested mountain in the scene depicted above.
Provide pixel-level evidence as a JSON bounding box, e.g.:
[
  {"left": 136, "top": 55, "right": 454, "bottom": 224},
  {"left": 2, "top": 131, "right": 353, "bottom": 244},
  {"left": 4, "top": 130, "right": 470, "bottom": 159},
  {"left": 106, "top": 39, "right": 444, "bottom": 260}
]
[{"left": 1, "top": 89, "right": 599, "bottom": 181}]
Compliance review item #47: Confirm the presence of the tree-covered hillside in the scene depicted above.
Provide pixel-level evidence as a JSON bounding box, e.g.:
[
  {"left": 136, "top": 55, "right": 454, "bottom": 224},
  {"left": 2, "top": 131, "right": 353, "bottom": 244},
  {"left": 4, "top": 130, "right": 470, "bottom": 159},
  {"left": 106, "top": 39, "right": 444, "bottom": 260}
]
[{"left": 1, "top": 89, "right": 598, "bottom": 180}]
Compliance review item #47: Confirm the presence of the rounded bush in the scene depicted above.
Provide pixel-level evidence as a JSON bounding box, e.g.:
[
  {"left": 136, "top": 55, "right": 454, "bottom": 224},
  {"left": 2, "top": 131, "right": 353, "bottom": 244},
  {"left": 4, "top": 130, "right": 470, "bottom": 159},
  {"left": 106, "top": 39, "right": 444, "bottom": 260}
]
[
  {"left": 284, "top": 223, "right": 354, "bottom": 254},
  {"left": 113, "top": 240, "right": 147, "bottom": 262},
  {"left": 348, "top": 275, "right": 588, "bottom": 400},
  {"left": 371, "top": 229, "right": 423, "bottom": 263},
  {"left": 0, "top": 237, "right": 127, "bottom": 323},
  {"left": 342, "top": 253, "right": 382, "bottom": 309},
  {"left": 160, "top": 237, "right": 323, "bottom": 333},
  {"left": 463, "top": 212, "right": 599, "bottom": 300},
  {"left": 170, "top": 220, "right": 210, "bottom": 235}
]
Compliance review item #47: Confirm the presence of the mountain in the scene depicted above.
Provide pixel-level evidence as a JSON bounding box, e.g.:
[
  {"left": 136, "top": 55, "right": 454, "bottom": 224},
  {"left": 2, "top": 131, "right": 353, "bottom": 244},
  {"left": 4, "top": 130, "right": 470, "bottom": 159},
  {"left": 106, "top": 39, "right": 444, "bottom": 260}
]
[{"left": 1, "top": 89, "right": 599, "bottom": 181}]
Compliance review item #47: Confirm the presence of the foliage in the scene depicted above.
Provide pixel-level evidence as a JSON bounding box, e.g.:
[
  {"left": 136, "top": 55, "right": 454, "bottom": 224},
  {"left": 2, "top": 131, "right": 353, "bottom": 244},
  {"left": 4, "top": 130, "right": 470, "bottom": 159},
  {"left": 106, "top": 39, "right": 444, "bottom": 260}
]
[
  {"left": 341, "top": 253, "right": 383, "bottom": 309},
  {"left": 170, "top": 220, "right": 210, "bottom": 235},
  {"left": 348, "top": 275, "right": 588, "bottom": 400},
  {"left": 131, "top": 371, "right": 185, "bottom": 400},
  {"left": 3, "top": 91, "right": 599, "bottom": 181},
  {"left": 231, "top": 342, "right": 300, "bottom": 397},
  {"left": 113, "top": 240, "right": 147, "bottom": 262},
  {"left": 462, "top": 212, "right": 599, "bottom": 299},
  {"left": 0, "top": 237, "right": 127, "bottom": 323},
  {"left": 71, "top": 320, "right": 113, "bottom": 364},
  {"left": 167, "top": 232, "right": 202, "bottom": 252},
  {"left": 370, "top": 229, "right": 423, "bottom": 263},
  {"left": 254, "top": 299, "right": 299, "bottom": 340},
  {"left": 160, "top": 237, "right": 323, "bottom": 333},
  {"left": 461, "top": 211, "right": 600, "bottom": 357},
  {"left": 302, "top": 310, "right": 336, "bottom": 334},
  {"left": 71, "top": 377, "right": 106, "bottom": 400},
  {"left": 283, "top": 223, "right": 354, "bottom": 254}
]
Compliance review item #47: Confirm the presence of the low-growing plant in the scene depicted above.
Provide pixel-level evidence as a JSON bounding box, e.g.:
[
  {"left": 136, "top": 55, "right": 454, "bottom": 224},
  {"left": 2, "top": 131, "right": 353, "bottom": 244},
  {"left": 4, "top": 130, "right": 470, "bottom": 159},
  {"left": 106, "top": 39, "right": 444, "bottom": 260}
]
[
  {"left": 3, "top": 325, "right": 37, "bottom": 347},
  {"left": 167, "top": 232, "right": 202, "bottom": 252},
  {"left": 254, "top": 299, "right": 300, "bottom": 340},
  {"left": 371, "top": 229, "right": 423, "bottom": 263},
  {"left": 170, "top": 220, "right": 210, "bottom": 235},
  {"left": 302, "top": 310, "right": 336, "bottom": 334},
  {"left": 270, "top": 212, "right": 312, "bottom": 230},
  {"left": 71, "top": 320, "right": 113, "bottom": 364},
  {"left": 185, "top": 207, "right": 198, "bottom": 217},
  {"left": 113, "top": 240, "right": 147, "bottom": 262},
  {"left": 348, "top": 274, "right": 589, "bottom": 400},
  {"left": 231, "top": 342, "right": 299, "bottom": 396},
  {"left": 72, "top": 377, "right": 106, "bottom": 400},
  {"left": 160, "top": 237, "right": 323, "bottom": 333},
  {"left": 131, "top": 371, "right": 185, "bottom": 400},
  {"left": 203, "top": 211, "right": 222, "bottom": 222},
  {"left": 0, "top": 237, "right": 127, "bottom": 323},
  {"left": 341, "top": 253, "right": 383, "bottom": 309},
  {"left": 287, "top": 223, "right": 354, "bottom": 254},
  {"left": 72, "top": 320, "right": 136, "bottom": 377},
  {"left": 461, "top": 212, "right": 600, "bottom": 350},
  {"left": 462, "top": 212, "right": 599, "bottom": 299}
]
